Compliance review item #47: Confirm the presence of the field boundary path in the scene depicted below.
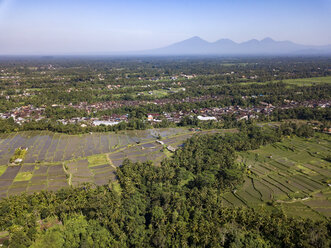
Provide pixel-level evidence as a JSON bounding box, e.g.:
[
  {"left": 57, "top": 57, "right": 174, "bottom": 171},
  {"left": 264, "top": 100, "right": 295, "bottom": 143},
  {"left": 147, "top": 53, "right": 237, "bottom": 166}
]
[{"left": 62, "top": 163, "right": 72, "bottom": 186}]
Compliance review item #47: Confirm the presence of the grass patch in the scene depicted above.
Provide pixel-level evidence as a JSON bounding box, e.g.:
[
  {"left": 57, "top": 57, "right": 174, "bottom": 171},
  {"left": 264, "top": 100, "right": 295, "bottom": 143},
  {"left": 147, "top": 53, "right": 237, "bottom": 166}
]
[
  {"left": 149, "top": 89, "right": 169, "bottom": 97},
  {"left": 0, "top": 231, "right": 9, "bottom": 238},
  {"left": 296, "top": 164, "right": 317, "bottom": 175},
  {"left": 87, "top": 154, "right": 109, "bottom": 168},
  {"left": 0, "top": 166, "right": 7, "bottom": 177},
  {"left": 282, "top": 76, "right": 331, "bottom": 86},
  {"left": 14, "top": 172, "right": 33, "bottom": 182},
  {"left": 240, "top": 76, "right": 331, "bottom": 87}
]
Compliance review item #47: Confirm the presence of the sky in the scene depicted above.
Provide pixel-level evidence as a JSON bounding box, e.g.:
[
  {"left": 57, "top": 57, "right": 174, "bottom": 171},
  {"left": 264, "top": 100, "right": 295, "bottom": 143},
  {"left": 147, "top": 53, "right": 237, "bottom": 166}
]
[{"left": 0, "top": 0, "right": 331, "bottom": 55}]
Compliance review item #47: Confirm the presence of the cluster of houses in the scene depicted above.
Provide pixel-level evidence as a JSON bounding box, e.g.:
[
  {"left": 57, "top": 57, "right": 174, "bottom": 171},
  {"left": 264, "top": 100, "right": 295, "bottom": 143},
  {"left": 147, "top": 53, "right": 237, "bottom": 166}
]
[
  {"left": 1, "top": 99, "right": 330, "bottom": 127},
  {"left": 0, "top": 105, "right": 45, "bottom": 124},
  {"left": 1, "top": 90, "right": 36, "bottom": 100},
  {"left": 68, "top": 95, "right": 222, "bottom": 113},
  {"left": 146, "top": 105, "right": 266, "bottom": 124},
  {"left": 57, "top": 114, "right": 129, "bottom": 126},
  {"left": 147, "top": 99, "right": 331, "bottom": 123},
  {"left": 111, "top": 74, "right": 195, "bottom": 82},
  {"left": 144, "top": 74, "right": 196, "bottom": 81}
]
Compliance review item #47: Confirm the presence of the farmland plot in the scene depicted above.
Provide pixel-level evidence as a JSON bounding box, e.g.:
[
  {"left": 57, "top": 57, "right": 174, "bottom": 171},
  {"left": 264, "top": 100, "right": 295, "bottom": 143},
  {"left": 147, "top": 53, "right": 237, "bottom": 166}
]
[
  {"left": 234, "top": 134, "right": 331, "bottom": 219},
  {"left": 0, "top": 128, "right": 242, "bottom": 197},
  {"left": 0, "top": 163, "right": 69, "bottom": 197},
  {"left": 0, "top": 128, "right": 204, "bottom": 165}
]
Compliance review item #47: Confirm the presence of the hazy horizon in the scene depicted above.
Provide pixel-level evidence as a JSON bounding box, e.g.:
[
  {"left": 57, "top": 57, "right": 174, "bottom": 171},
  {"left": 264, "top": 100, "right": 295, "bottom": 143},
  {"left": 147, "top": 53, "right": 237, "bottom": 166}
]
[{"left": 0, "top": 0, "right": 331, "bottom": 55}]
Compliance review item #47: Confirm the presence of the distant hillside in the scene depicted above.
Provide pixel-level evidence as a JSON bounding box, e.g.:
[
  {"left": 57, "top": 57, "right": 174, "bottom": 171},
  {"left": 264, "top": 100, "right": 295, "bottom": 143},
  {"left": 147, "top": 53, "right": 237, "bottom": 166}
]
[{"left": 141, "top": 37, "right": 331, "bottom": 55}]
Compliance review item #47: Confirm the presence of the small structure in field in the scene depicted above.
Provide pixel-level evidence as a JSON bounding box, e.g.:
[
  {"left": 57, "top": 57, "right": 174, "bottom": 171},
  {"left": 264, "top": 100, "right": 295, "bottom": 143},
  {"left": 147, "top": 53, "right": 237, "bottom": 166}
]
[
  {"left": 167, "top": 145, "right": 176, "bottom": 152},
  {"left": 14, "top": 158, "right": 23, "bottom": 164},
  {"left": 10, "top": 147, "right": 28, "bottom": 165}
]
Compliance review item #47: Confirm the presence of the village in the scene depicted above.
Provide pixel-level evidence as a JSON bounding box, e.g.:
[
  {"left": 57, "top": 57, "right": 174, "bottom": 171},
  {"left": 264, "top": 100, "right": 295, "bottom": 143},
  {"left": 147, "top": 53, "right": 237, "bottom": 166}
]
[{"left": 1, "top": 98, "right": 330, "bottom": 127}]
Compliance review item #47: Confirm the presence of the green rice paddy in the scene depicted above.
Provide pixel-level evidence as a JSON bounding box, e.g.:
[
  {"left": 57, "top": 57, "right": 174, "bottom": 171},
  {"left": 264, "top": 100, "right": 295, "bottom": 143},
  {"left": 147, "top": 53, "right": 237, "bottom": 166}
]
[{"left": 229, "top": 133, "right": 331, "bottom": 220}]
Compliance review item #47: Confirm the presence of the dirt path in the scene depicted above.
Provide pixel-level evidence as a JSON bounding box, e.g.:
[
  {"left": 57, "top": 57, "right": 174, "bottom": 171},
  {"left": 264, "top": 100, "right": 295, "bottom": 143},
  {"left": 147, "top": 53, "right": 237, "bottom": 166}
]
[
  {"left": 276, "top": 197, "right": 310, "bottom": 204},
  {"left": 62, "top": 163, "right": 72, "bottom": 186},
  {"left": 106, "top": 154, "right": 117, "bottom": 169}
]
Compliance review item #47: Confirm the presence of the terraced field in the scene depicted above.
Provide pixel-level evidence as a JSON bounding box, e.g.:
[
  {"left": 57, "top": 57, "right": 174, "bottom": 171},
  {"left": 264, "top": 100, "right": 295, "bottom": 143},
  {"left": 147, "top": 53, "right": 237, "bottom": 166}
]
[
  {"left": 1, "top": 128, "right": 330, "bottom": 220},
  {"left": 0, "top": 128, "right": 231, "bottom": 197},
  {"left": 226, "top": 133, "right": 331, "bottom": 220}
]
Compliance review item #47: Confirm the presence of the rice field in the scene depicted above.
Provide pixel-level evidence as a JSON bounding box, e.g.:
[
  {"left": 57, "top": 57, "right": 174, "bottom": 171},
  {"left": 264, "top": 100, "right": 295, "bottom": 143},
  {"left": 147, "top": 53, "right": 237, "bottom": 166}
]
[
  {"left": 0, "top": 128, "right": 189, "bottom": 164},
  {"left": 0, "top": 163, "right": 68, "bottom": 198},
  {"left": 229, "top": 133, "right": 331, "bottom": 220},
  {"left": 1, "top": 128, "right": 329, "bottom": 220},
  {"left": 0, "top": 128, "right": 229, "bottom": 197}
]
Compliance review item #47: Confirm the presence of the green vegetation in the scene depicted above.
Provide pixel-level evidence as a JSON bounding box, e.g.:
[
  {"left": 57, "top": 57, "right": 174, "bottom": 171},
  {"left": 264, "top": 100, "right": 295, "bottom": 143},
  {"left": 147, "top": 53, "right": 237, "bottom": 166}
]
[
  {"left": 30, "top": 215, "right": 113, "bottom": 248},
  {"left": 161, "top": 147, "right": 173, "bottom": 158},
  {"left": 240, "top": 76, "right": 331, "bottom": 86},
  {"left": 9, "top": 148, "right": 27, "bottom": 164},
  {"left": 0, "top": 57, "right": 330, "bottom": 134},
  {"left": 14, "top": 172, "right": 33, "bottom": 182},
  {"left": 87, "top": 154, "right": 109, "bottom": 168},
  {"left": 0, "top": 57, "right": 330, "bottom": 247},
  {"left": 0, "top": 123, "right": 330, "bottom": 247},
  {"left": 233, "top": 132, "right": 331, "bottom": 219},
  {"left": 0, "top": 166, "right": 6, "bottom": 177},
  {"left": 282, "top": 76, "right": 331, "bottom": 86}
]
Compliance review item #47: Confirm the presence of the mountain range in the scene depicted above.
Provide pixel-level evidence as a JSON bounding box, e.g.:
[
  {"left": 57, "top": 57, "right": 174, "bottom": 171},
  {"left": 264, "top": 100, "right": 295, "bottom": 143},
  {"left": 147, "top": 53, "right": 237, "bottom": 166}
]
[{"left": 140, "top": 37, "right": 331, "bottom": 55}]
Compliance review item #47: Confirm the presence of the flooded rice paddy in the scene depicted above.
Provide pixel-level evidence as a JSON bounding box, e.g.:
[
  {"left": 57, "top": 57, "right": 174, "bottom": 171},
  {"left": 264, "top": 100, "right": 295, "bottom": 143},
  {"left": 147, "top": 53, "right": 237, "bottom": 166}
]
[{"left": 0, "top": 128, "right": 227, "bottom": 197}]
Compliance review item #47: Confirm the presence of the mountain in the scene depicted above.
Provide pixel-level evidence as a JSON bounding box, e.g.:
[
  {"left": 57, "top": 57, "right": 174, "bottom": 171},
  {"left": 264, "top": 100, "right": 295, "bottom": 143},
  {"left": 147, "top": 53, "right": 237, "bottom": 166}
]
[
  {"left": 148, "top": 36, "right": 211, "bottom": 54},
  {"left": 142, "top": 37, "right": 331, "bottom": 55}
]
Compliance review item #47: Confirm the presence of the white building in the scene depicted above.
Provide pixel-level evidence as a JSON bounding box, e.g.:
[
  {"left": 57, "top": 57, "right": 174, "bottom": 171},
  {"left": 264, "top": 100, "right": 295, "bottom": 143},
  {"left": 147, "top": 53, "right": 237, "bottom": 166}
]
[
  {"left": 197, "top": 116, "right": 217, "bottom": 121},
  {"left": 93, "top": 120, "right": 120, "bottom": 126}
]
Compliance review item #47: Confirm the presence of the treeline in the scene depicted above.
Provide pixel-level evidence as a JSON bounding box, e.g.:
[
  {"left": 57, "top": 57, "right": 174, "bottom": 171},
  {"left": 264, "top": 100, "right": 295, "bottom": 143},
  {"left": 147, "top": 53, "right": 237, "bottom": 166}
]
[
  {"left": 270, "top": 107, "right": 331, "bottom": 122},
  {"left": 1, "top": 124, "right": 329, "bottom": 247},
  {"left": 0, "top": 118, "right": 152, "bottom": 135}
]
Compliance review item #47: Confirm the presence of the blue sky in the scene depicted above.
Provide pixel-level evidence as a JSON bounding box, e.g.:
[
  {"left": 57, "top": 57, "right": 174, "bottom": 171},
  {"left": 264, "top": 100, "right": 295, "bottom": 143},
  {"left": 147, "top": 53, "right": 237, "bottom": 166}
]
[{"left": 0, "top": 0, "right": 330, "bottom": 54}]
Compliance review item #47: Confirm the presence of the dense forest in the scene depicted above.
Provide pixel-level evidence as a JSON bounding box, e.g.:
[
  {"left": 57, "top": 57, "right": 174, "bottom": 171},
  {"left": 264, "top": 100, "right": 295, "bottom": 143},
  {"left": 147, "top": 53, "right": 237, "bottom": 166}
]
[{"left": 0, "top": 123, "right": 329, "bottom": 247}]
